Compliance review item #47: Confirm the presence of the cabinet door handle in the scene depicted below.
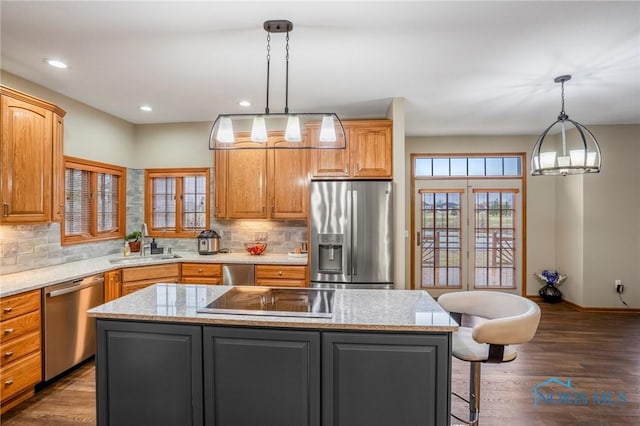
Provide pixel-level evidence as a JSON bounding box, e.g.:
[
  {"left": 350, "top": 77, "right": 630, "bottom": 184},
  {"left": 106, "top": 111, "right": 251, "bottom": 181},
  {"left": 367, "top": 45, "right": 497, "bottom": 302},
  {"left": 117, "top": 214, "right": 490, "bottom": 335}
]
[
  {"left": 4, "top": 328, "right": 14, "bottom": 335},
  {"left": 4, "top": 351, "right": 13, "bottom": 358},
  {"left": 198, "top": 268, "right": 204, "bottom": 273},
  {"left": 4, "top": 379, "right": 13, "bottom": 386},
  {"left": 3, "top": 307, "right": 12, "bottom": 313},
  {"left": 278, "top": 271, "right": 283, "bottom": 276},
  {"left": 2, "top": 203, "right": 8, "bottom": 217}
]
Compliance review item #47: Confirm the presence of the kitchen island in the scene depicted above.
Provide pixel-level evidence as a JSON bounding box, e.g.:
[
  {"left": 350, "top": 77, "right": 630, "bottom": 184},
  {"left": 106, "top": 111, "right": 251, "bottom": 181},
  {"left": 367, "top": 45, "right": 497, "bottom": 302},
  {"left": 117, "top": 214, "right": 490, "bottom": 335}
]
[{"left": 88, "top": 284, "right": 458, "bottom": 426}]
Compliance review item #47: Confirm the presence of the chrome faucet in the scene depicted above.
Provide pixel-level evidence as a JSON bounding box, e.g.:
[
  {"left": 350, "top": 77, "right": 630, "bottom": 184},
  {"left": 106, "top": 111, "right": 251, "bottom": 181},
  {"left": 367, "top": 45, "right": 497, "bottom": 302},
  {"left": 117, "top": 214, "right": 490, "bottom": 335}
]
[{"left": 140, "top": 223, "right": 151, "bottom": 256}]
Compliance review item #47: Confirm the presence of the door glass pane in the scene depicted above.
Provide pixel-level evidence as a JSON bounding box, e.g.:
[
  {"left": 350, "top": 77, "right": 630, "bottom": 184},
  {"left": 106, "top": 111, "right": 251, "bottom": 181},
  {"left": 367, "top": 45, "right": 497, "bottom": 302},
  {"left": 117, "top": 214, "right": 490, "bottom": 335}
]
[
  {"left": 420, "top": 191, "right": 462, "bottom": 289},
  {"left": 473, "top": 190, "right": 517, "bottom": 289}
]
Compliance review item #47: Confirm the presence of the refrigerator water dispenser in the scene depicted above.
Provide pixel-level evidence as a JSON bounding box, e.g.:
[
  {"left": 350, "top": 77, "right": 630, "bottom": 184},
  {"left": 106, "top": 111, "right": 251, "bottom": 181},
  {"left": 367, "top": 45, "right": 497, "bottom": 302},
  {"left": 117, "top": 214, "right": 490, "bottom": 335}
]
[{"left": 318, "top": 233, "right": 344, "bottom": 273}]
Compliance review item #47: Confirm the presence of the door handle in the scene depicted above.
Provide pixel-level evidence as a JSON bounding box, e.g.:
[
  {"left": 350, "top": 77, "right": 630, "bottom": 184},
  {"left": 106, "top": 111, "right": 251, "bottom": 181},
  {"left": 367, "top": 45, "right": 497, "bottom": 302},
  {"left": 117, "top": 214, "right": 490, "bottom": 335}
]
[
  {"left": 352, "top": 189, "right": 358, "bottom": 276},
  {"left": 2, "top": 203, "right": 8, "bottom": 217},
  {"left": 4, "top": 328, "right": 13, "bottom": 335},
  {"left": 4, "top": 351, "right": 13, "bottom": 358},
  {"left": 417, "top": 232, "right": 420, "bottom": 246},
  {"left": 3, "top": 307, "right": 12, "bottom": 313}
]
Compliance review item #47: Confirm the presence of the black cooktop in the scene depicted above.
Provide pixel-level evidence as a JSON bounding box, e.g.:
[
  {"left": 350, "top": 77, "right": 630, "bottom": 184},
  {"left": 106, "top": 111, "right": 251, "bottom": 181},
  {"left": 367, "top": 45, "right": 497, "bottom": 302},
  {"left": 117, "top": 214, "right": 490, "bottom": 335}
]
[{"left": 197, "top": 286, "right": 335, "bottom": 318}]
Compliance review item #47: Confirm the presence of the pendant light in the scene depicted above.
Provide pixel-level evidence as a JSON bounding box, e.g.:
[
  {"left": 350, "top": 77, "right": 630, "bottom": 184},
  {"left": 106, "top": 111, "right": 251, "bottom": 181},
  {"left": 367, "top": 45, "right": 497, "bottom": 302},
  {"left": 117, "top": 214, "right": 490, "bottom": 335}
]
[
  {"left": 530, "top": 75, "right": 601, "bottom": 176},
  {"left": 209, "top": 20, "right": 345, "bottom": 150}
]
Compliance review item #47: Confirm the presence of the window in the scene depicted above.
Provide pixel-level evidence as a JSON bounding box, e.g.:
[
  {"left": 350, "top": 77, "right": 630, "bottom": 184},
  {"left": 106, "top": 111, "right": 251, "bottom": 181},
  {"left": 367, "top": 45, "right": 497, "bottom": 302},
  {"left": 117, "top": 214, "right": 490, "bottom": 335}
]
[
  {"left": 414, "top": 156, "right": 522, "bottom": 178},
  {"left": 62, "top": 157, "right": 126, "bottom": 245},
  {"left": 145, "top": 168, "right": 210, "bottom": 237}
]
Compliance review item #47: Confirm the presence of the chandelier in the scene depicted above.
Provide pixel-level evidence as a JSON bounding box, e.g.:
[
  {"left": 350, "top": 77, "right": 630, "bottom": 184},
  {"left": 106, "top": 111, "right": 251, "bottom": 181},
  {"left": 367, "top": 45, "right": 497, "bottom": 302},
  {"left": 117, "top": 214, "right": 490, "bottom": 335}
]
[
  {"left": 530, "top": 75, "right": 601, "bottom": 176},
  {"left": 209, "top": 20, "right": 345, "bottom": 150}
]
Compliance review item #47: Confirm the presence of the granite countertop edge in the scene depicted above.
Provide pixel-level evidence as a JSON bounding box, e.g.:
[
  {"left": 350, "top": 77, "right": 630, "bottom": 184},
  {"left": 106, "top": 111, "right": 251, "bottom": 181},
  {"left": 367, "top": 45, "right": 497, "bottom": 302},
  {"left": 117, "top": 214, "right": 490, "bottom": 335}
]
[
  {"left": 87, "top": 284, "right": 459, "bottom": 333},
  {"left": 0, "top": 252, "right": 306, "bottom": 298}
]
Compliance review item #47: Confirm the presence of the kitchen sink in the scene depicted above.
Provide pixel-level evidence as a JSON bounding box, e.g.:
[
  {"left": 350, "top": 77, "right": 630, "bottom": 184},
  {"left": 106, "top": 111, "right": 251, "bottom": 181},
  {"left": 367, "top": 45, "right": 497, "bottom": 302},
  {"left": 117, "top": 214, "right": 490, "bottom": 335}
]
[
  {"left": 198, "top": 286, "right": 335, "bottom": 318},
  {"left": 108, "top": 254, "right": 182, "bottom": 264}
]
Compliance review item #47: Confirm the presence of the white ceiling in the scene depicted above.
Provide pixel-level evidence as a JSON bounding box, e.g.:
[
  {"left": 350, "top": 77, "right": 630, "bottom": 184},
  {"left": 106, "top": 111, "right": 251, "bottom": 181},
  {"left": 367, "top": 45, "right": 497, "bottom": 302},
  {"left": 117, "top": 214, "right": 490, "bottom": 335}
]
[{"left": 1, "top": 1, "right": 639, "bottom": 136}]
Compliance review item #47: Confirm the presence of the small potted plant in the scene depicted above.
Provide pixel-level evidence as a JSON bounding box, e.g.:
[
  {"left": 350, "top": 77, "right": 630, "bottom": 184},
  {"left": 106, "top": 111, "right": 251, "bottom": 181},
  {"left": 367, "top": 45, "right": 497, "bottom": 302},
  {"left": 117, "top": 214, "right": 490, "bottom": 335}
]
[
  {"left": 534, "top": 270, "right": 566, "bottom": 303},
  {"left": 126, "top": 231, "right": 142, "bottom": 252}
]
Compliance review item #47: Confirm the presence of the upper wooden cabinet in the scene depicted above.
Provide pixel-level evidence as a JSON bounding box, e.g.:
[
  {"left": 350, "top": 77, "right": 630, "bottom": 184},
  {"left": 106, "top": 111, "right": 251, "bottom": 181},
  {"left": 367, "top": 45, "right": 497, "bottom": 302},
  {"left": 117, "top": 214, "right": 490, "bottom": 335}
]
[
  {"left": 311, "top": 119, "right": 393, "bottom": 179},
  {"left": 214, "top": 133, "right": 309, "bottom": 219},
  {"left": 0, "top": 86, "right": 66, "bottom": 224}
]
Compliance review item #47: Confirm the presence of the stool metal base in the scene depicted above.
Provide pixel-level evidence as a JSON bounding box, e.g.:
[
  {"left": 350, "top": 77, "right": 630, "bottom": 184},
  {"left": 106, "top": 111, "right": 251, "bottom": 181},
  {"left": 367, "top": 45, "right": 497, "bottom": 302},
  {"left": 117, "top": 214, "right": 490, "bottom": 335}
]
[{"left": 451, "top": 362, "right": 481, "bottom": 425}]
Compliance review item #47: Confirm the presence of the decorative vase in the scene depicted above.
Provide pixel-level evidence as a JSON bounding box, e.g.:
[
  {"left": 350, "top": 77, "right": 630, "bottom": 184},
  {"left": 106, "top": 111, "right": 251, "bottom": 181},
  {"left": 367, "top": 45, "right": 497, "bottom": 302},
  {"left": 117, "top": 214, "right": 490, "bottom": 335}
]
[{"left": 539, "top": 284, "right": 562, "bottom": 303}]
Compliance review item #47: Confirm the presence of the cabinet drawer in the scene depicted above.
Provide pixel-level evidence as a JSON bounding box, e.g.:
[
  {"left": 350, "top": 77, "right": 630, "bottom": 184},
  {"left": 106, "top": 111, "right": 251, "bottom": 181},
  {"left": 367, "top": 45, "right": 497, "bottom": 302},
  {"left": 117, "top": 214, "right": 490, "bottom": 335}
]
[
  {"left": 0, "top": 290, "right": 40, "bottom": 321},
  {"left": 0, "top": 351, "right": 41, "bottom": 402},
  {"left": 121, "top": 264, "right": 180, "bottom": 282},
  {"left": 1, "top": 311, "right": 40, "bottom": 342},
  {"left": 181, "top": 277, "right": 222, "bottom": 285},
  {"left": 121, "top": 277, "right": 179, "bottom": 296},
  {"left": 255, "top": 265, "right": 306, "bottom": 280},
  {"left": 182, "top": 263, "right": 222, "bottom": 278},
  {"left": 256, "top": 279, "right": 305, "bottom": 288},
  {"left": 0, "top": 331, "right": 40, "bottom": 368}
]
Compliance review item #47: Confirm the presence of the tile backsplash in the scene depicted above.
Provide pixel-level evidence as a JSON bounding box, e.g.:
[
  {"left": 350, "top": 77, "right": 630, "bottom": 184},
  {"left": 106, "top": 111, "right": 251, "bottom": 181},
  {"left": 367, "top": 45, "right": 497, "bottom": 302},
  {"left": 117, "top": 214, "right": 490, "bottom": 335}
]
[{"left": 0, "top": 168, "right": 307, "bottom": 275}]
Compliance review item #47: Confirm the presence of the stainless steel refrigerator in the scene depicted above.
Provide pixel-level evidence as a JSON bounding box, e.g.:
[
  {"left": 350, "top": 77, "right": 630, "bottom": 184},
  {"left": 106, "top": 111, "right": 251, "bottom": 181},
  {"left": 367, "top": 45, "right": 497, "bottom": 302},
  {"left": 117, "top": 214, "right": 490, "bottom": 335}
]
[{"left": 310, "top": 180, "right": 393, "bottom": 289}]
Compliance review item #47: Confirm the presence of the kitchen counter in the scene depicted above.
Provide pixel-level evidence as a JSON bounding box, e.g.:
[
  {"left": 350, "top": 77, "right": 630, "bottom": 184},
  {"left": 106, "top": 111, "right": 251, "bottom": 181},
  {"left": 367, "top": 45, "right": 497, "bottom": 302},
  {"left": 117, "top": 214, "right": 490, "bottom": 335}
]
[
  {"left": 93, "top": 284, "right": 455, "bottom": 425},
  {"left": 88, "top": 283, "right": 457, "bottom": 332},
  {"left": 0, "top": 252, "right": 306, "bottom": 298}
]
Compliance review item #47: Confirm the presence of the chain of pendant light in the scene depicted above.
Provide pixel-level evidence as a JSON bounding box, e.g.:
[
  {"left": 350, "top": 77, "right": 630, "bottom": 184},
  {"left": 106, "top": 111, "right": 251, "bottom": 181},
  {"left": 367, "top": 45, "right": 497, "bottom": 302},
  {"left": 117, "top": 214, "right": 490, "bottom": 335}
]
[{"left": 558, "top": 78, "right": 567, "bottom": 120}]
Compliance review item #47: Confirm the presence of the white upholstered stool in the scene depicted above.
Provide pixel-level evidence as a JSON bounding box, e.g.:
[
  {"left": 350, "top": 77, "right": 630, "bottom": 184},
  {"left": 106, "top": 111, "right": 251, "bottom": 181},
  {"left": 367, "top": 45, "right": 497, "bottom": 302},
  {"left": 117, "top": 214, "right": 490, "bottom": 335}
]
[{"left": 438, "top": 291, "right": 541, "bottom": 425}]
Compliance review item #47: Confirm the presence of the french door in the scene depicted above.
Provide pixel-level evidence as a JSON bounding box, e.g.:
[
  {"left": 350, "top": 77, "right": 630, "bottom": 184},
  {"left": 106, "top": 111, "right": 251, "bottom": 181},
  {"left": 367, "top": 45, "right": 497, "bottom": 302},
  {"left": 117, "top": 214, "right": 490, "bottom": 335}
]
[{"left": 414, "top": 179, "right": 523, "bottom": 297}]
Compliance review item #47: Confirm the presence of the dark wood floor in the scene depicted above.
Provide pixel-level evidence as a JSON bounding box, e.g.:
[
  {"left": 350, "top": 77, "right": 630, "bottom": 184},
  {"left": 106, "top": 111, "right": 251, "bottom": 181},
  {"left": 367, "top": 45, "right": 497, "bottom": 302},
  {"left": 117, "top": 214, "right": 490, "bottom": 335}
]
[{"left": 2, "top": 302, "right": 639, "bottom": 425}]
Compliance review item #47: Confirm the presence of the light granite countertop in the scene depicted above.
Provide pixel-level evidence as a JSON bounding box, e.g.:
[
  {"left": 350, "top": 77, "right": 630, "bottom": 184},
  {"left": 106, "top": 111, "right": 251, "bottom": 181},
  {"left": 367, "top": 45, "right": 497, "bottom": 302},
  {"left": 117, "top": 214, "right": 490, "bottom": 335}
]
[
  {"left": 0, "top": 252, "right": 306, "bottom": 298},
  {"left": 88, "top": 283, "right": 458, "bottom": 332}
]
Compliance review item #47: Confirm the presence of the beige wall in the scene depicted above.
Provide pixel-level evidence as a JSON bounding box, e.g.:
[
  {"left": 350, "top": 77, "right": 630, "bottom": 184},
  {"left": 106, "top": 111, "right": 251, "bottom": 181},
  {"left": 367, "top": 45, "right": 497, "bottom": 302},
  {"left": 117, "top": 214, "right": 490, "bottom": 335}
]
[
  {"left": 134, "top": 122, "right": 213, "bottom": 168},
  {"left": 556, "top": 175, "right": 584, "bottom": 305},
  {"left": 581, "top": 125, "right": 639, "bottom": 308},
  {"left": 405, "top": 135, "right": 557, "bottom": 297},
  {"left": 1, "top": 71, "right": 136, "bottom": 167}
]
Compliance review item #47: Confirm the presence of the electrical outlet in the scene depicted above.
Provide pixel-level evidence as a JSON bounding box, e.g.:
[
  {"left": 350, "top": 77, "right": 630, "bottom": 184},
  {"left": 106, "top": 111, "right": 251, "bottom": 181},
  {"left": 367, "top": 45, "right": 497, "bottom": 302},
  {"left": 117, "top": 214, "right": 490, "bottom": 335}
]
[{"left": 616, "top": 283, "right": 624, "bottom": 294}]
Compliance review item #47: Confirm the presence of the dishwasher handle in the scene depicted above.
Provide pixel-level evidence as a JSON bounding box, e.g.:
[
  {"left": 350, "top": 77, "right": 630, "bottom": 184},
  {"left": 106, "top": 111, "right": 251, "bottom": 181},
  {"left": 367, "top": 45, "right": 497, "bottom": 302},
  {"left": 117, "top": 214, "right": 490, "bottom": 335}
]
[{"left": 46, "top": 276, "right": 105, "bottom": 298}]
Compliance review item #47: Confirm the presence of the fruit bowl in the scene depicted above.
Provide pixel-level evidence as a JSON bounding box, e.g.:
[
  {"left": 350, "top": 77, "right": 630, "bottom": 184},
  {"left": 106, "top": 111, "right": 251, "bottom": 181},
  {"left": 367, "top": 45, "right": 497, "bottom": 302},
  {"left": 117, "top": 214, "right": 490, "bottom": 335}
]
[{"left": 244, "top": 242, "right": 267, "bottom": 255}]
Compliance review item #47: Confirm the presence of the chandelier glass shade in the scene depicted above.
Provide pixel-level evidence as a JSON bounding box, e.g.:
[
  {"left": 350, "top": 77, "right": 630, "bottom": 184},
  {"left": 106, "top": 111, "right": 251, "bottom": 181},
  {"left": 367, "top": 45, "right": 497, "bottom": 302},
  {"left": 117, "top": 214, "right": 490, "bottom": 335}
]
[
  {"left": 530, "top": 75, "right": 601, "bottom": 176},
  {"left": 209, "top": 20, "right": 346, "bottom": 150}
]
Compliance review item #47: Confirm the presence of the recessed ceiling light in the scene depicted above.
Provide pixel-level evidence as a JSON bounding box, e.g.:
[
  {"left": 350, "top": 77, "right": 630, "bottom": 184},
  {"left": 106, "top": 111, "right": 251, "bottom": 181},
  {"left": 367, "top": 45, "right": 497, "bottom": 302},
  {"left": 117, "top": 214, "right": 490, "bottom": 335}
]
[
  {"left": 139, "top": 105, "right": 153, "bottom": 112},
  {"left": 238, "top": 100, "right": 251, "bottom": 107},
  {"left": 45, "top": 59, "right": 68, "bottom": 69}
]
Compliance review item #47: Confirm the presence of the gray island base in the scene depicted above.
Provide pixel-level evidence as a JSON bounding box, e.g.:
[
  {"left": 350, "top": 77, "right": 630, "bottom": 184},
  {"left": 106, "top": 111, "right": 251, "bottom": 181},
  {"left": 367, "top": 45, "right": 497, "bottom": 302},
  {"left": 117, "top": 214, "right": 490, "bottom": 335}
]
[{"left": 88, "top": 284, "right": 458, "bottom": 426}]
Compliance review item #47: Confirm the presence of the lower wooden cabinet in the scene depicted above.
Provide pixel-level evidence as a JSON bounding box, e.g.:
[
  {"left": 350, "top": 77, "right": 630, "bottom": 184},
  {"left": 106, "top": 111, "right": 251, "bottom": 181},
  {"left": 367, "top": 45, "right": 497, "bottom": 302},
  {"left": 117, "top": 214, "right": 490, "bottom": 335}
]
[
  {"left": 96, "top": 321, "right": 202, "bottom": 426},
  {"left": 104, "top": 270, "right": 121, "bottom": 302},
  {"left": 203, "top": 327, "right": 320, "bottom": 426},
  {"left": 181, "top": 263, "right": 222, "bottom": 285},
  {"left": 0, "top": 289, "right": 42, "bottom": 414},
  {"left": 255, "top": 264, "right": 307, "bottom": 287},
  {"left": 120, "top": 264, "right": 179, "bottom": 296}
]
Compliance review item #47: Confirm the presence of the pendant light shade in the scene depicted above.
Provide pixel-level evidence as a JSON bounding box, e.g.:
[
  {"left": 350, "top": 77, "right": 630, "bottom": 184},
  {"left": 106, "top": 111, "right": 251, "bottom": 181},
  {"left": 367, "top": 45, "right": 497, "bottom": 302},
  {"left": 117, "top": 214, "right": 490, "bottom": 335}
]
[
  {"left": 284, "top": 115, "right": 302, "bottom": 142},
  {"left": 250, "top": 116, "right": 268, "bottom": 142},
  {"left": 209, "top": 20, "right": 345, "bottom": 150},
  {"left": 531, "top": 75, "right": 601, "bottom": 176}
]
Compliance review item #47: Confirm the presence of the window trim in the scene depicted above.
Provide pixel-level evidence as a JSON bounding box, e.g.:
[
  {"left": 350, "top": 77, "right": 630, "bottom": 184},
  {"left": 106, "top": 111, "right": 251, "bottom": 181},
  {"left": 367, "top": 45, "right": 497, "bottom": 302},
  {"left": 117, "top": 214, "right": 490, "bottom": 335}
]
[
  {"left": 62, "top": 156, "right": 126, "bottom": 245},
  {"left": 144, "top": 168, "right": 210, "bottom": 238}
]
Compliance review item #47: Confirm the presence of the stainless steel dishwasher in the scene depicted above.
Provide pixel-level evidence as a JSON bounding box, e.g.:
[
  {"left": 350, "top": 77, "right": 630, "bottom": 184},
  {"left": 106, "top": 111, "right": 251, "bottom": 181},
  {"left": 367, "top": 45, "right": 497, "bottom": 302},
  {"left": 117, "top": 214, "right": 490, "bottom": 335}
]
[
  {"left": 222, "top": 264, "right": 255, "bottom": 285},
  {"left": 42, "top": 274, "right": 104, "bottom": 380}
]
